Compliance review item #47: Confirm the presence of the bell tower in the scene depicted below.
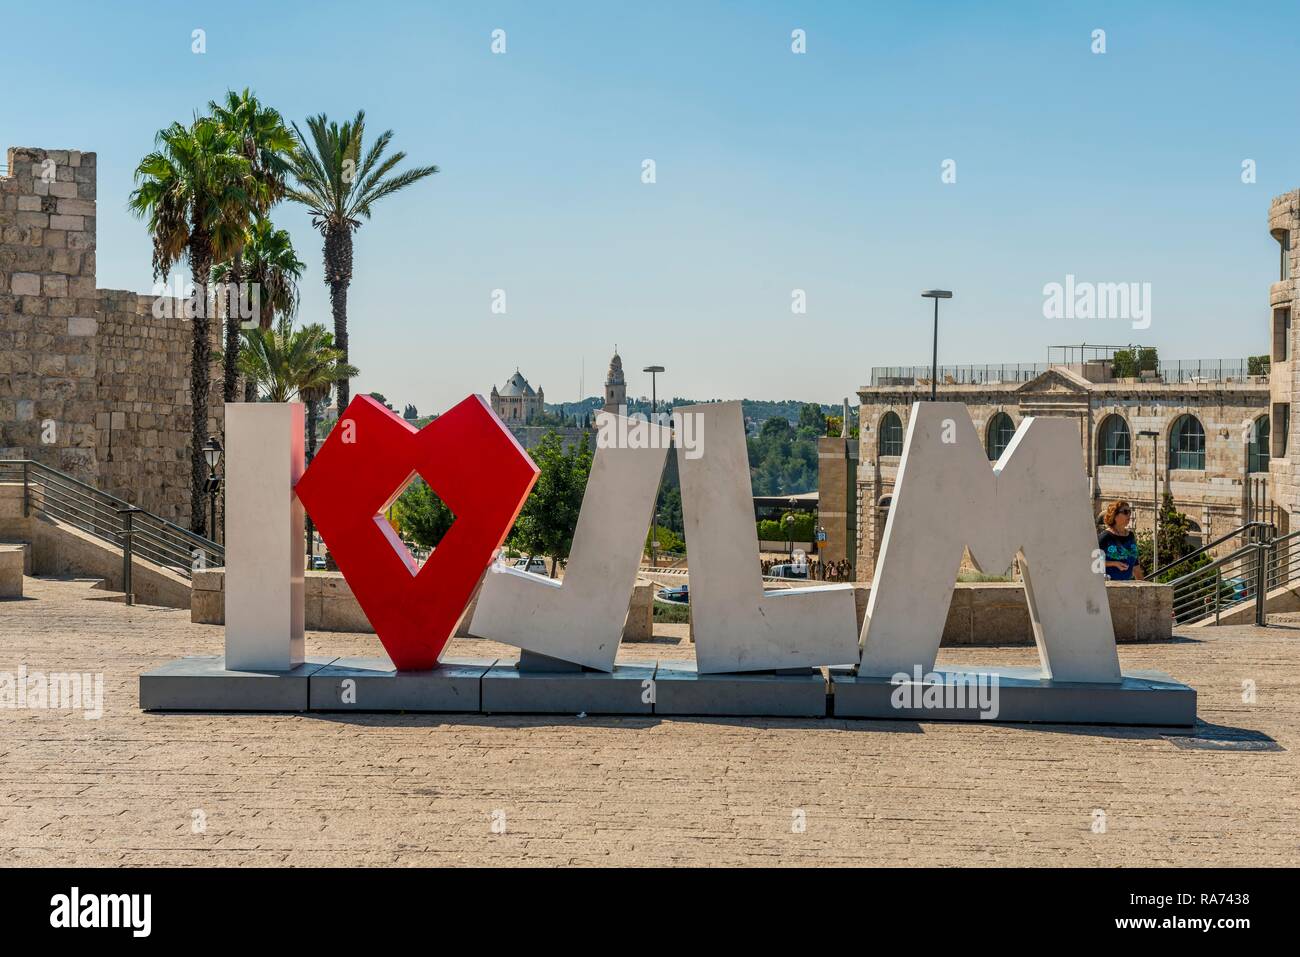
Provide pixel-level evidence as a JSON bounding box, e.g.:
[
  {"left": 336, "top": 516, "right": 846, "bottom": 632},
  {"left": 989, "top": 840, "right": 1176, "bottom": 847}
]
[{"left": 603, "top": 348, "right": 626, "bottom": 414}]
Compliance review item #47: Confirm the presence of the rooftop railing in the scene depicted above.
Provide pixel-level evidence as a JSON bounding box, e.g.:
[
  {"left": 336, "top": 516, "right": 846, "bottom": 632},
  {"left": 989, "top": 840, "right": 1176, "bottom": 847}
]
[{"left": 868, "top": 359, "right": 1263, "bottom": 387}]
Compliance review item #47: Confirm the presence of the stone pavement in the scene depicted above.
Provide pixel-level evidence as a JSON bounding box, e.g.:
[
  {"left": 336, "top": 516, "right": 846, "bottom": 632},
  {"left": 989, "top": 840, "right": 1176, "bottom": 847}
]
[{"left": 0, "top": 576, "right": 1296, "bottom": 867}]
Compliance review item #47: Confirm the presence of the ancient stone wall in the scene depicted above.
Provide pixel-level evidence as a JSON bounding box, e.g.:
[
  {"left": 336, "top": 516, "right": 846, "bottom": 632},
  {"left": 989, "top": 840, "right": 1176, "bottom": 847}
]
[{"left": 0, "top": 146, "right": 221, "bottom": 528}]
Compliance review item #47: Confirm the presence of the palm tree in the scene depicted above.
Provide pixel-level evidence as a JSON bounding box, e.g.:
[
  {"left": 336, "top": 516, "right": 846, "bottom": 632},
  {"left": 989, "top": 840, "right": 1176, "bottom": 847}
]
[
  {"left": 238, "top": 317, "right": 358, "bottom": 405},
  {"left": 129, "top": 117, "right": 253, "bottom": 534},
  {"left": 208, "top": 90, "right": 297, "bottom": 403},
  {"left": 287, "top": 110, "right": 438, "bottom": 411},
  {"left": 212, "top": 217, "right": 305, "bottom": 400}
]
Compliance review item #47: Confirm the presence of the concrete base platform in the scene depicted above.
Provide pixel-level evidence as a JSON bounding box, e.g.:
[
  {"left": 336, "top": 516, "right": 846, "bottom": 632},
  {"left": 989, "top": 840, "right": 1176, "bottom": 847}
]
[
  {"left": 481, "top": 660, "right": 656, "bottom": 714},
  {"left": 139, "top": 656, "right": 339, "bottom": 712},
  {"left": 652, "top": 661, "right": 829, "bottom": 717},
  {"left": 830, "top": 666, "right": 1196, "bottom": 726},
  {"left": 309, "top": 656, "right": 497, "bottom": 712}
]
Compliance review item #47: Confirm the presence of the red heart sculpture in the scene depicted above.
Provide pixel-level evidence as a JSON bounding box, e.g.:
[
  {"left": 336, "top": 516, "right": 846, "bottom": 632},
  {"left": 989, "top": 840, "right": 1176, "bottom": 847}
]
[{"left": 294, "top": 394, "right": 538, "bottom": 670}]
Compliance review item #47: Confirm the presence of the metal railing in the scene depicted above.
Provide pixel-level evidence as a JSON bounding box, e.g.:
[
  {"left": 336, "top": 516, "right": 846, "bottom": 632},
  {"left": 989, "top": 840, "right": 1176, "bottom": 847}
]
[
  {"left": 0, "top": 460, "right": 222, "bottom": 584},
  {"left": 870, "top": 364, "right": 1050, "bottom": 387},
  {"left": 869, "top": 358, "right": 1261, "bottom": 388},
  {"left": 1169, "top": 542, "right": 1265, "bottom": 625},
  {"left": 1152, "top": 520, "right": 1274, "bottom": 579},
  {"left": 1167, "top": 523, "right": 1300, "bottom": 626}
]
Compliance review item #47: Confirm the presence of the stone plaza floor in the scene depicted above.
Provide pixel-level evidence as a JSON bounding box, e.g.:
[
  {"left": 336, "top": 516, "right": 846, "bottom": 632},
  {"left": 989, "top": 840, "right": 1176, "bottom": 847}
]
[{"left": 0, "top": 576, "right": 1296, "bottom": 867}]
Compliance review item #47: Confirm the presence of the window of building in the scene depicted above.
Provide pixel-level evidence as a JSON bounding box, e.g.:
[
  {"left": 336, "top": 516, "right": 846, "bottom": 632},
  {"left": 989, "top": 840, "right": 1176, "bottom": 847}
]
[
  {"left": 1249, "top": 415, "right": 1270, "bottom": 473},
  {"left": 1169, "top": 414, "right": 1206, "bottom": 471},
  {"left": 1185, "top": 519, "right": 1203, "bottom": 552},
  {"left": 1097, "top": 414, "right": 1131, "bottom": 467},
  {"left": 1279, "top": 230, "right": 1292, "bottom": 281},
  {"left": 1273, "top": 403, "right": 1290, "bottom": 459},
  {"left": 879, "top": 411, "right": 904, "bottom": 457},
  {"left": 1273, "top": 307, "right": 1291, "bottom": 363},
  {"left": 985, "top": 412, "right": 1016, "bottom": 461}
]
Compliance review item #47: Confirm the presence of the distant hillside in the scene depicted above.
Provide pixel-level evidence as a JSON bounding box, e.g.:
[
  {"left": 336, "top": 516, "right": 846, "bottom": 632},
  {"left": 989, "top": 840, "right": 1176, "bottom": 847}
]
[{"left": 547, "top": 397, "right": 853, "bottom": 434}]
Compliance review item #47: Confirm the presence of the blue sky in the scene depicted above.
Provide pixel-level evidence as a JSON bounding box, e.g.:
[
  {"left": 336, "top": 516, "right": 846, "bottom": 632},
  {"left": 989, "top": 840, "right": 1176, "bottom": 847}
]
[{"left": 3, "top": 1, "right": 1296, "bottom": 412}]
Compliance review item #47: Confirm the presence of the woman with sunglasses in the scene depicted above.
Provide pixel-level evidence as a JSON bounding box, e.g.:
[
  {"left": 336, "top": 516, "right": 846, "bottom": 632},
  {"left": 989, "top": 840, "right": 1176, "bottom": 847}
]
[{"left": 1098, "top": 499, "right": 1145, "bottom": 581}]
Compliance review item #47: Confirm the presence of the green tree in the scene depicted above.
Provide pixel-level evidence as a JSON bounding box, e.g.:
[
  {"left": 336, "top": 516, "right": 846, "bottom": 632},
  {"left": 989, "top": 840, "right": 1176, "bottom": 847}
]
[
  {"left": 1111, "top": 349, "right": 1138, "bottom": 378},
  {"left": 129, "top": 116, "right": 255, "bottom": 533},
  {"left": 212, "top": 216, "right": 305, "bottom": 401},
  {"left": 287, "top": 111, "right": 439, "bottom": 412},
  {"left": 391, "top": 479, "right": 455, "bottom": 550},
  {"left": 826, "top": 414, "right": 860, "bottom": 438},
  {"left": 208, "top": 89, "right": 297, "bottom": 403},
  {"left": 236, "top": 317, "right": 358, "bottom": 404},
  {"left": 508, "top": 430, "right": 594, "bottom": 576},
  {"left": 797, "top": 403, "right": 826, "bottom": 436},
  {"left": 1134, "top": 492, "right": 1204, "bottom": 581}
]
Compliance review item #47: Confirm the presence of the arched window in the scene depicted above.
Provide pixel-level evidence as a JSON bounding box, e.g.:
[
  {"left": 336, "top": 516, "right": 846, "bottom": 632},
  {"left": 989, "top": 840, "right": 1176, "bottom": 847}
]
[
  {"left": 879, "top": 412, "right": 904, "bottom": 457},
  {"left": 985, "top": 412, "right": 1016, "bottom": 461},
  {"left": 1169, "top": 414, "right": 1206, "bottom": 470},
  {"left": 1098, "top": 414, "right": 1131, "bottom": 467},
  {"left": 1185, "top": 519, "right": 1203, "bottom": 552},
  {"left": 1249, "top": 415, "right": 1270, "bottom": 473}
]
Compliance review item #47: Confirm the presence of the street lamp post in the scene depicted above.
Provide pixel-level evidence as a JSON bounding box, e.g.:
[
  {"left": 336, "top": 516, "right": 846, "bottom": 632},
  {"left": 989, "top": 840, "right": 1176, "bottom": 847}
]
[
  {"left": 785, "top": 499, "right": 798, "bottom": 560},
  {"left": 202, "top": 436, "right": 224, "bottom": 544},
  {"left": 1138, "top": 429, "right": 1159, "bottom": 573},
  {"left": 642, "top": 365, "right": 665, "bottom": 418},
  {"left": 643, "top": 365, "right": 666, "bottom": 569},
  {"left": 920, "top": 290, "right": 953, "bottom": 401}
]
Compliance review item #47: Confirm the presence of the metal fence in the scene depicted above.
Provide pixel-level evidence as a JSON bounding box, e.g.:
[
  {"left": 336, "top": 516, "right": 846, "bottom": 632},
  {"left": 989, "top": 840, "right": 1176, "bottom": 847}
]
[
  {"left": 0, "top": 459, "right": 223, "bottom": 582},
  {"left": 1167, "top": 523, "right": 1300, "bottom": 626},
  {"left": 869, "top": 359, "right": 1260, "bottom": 387}
]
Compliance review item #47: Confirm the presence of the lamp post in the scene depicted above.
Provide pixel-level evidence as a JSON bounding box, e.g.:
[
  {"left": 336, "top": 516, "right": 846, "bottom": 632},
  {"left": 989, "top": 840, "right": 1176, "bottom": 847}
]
[
  {"left": 642, "top": 365, "right": 665, "bottom": 417},
  {"left": 1138, "top": 429, "right": 1159, "bottom": 573},
  {"left": 920, "top": 290, "right": 953, "bottom": 401},
  {"left": 785, "top": 499, "right": 798, "bottom": 559},
  {"left": 643, "top": 365, "right": 666, "bottom": 568},
  {"left": 202, "top": 435, "right": 223, "bottom": 544}
]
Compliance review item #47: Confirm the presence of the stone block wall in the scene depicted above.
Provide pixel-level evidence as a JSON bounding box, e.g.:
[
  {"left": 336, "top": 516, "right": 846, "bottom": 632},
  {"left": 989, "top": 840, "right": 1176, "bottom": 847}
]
[
  {"left": 0, "top": 146, "right": 221, "bottom": 527},
  {"left": 844, "top": 580, "right": 1173, "bottom": 644},
  {"left": 96, "top": 290, "right": 220, "bottom": 524},
  {"left": 1268, "top": 189, "right": 1299, "bottom": 537},
  {"left": 816, "top": 434, "right": 858, "bottom": 566},
  {"left": 0, "top": 148, "right": 101, "bottom": 480},
  {"left": 193, "top": 569, "right": 659, "bottom": 643}
]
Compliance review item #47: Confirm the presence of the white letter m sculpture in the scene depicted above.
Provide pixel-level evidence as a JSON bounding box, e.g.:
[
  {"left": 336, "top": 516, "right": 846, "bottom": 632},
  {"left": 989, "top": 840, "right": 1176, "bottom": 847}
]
[{"left": 860, "top": 402, "right": 1121, "bottom": 684}]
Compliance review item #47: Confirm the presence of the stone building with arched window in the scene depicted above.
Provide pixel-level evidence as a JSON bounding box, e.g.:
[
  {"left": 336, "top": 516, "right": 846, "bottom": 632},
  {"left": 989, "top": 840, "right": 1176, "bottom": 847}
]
[{"left": 852, "top": 359, "right": 1270, "bottom": 579}]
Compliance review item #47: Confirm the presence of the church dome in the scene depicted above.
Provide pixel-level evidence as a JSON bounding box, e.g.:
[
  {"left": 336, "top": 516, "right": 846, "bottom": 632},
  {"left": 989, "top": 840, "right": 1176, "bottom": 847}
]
[
  {"left": 500, "top": 370, "right": 534, "bottom": 397},
  {"left": 606, "top": 352, "right": 625, "bottom": 386}
]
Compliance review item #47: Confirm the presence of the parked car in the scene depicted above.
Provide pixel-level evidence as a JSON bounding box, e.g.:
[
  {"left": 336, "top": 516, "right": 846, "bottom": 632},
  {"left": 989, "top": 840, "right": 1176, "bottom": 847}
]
[
  {"left": 311, "top": 556, "right": 327, "bottom": 570},
  {"left": 512, "top": 556, "right": 549, "bottom": 575},
  {"left": 656, "top": 584, "right": 689, "bottom": 604},
  {"left": 767, "top": 563, "right": 808, "bottom": 579}
]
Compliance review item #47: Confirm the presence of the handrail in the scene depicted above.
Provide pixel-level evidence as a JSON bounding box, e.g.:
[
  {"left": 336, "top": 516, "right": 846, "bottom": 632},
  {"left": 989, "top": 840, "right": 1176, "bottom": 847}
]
[
  {"left": 1167, "top": 541, "right": 1264, "bottom": 625},
  {"left": 0, "top": 458, "right": 222, "bottom": 579},
  {"left": 1152, "top": 520, "right": 1275, "bottom": 578},
  {"left": 1165, "top": 524, "right": 1300, "bottom": 626}
]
